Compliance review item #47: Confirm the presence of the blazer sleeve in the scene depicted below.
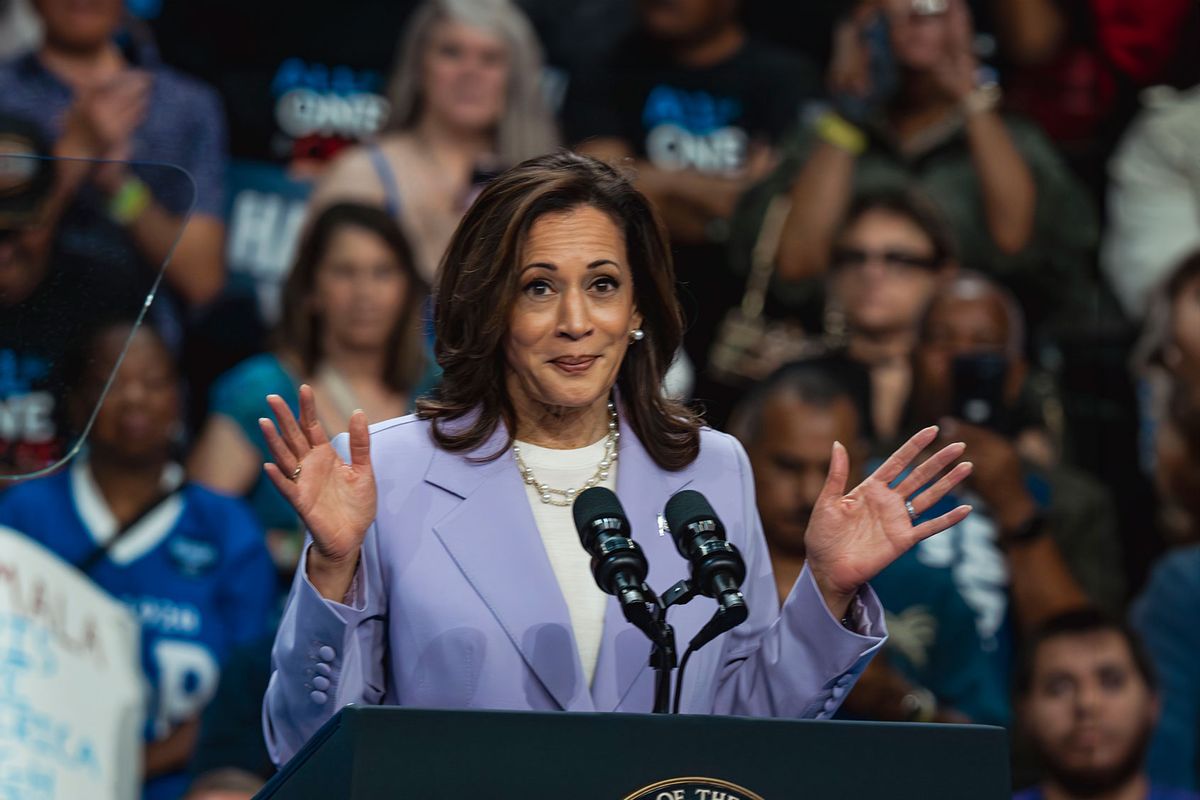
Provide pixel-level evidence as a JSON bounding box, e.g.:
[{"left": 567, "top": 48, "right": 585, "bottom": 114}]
[
  {"left": 262, "top": 432, "right": 389, "bottom": 766},
  {"left": 710, "top": 437, "right": 888, "bottom": 719}
]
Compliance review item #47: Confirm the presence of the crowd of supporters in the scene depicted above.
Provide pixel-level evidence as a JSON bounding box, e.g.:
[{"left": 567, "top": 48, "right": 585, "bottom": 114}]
[{"left": 1, "top": 0, "right": 1199, "bottom": 797}]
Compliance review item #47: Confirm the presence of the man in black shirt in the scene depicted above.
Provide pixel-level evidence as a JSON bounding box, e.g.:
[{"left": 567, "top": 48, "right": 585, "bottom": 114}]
[
  {"left": 566, "top": 0, "right": 820, "bottom": 245},
  {"left": 563, "top": 0, "right": 821, "bottom": 424}
]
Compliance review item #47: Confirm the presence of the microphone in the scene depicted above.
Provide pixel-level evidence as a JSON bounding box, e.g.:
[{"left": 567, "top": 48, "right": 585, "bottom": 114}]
[
  {"left": 572, "top": 487, "right": 653, "bottom": 632},
  {"left": 663, "top": 490, "right": 748, "bottom": 632}
]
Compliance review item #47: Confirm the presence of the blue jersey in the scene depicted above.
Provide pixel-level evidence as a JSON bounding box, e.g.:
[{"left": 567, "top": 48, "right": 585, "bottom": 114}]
[{"left": 0, "top": 460, "right": 277, "bottom": 800}]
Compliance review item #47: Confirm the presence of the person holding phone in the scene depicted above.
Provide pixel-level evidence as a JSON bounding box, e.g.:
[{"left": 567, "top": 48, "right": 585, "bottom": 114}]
[
  {"left": 758, "top": 0, "right": 1095, "bottom": 333},
  {"left": 906, "top": 272, "right": 1123, "bottom": 655},
  {"left": 817, "top": 268, "right": 1120, "bottom": 736},
  {"left": 729, "top": 361, "right": 1009, "bottom": 728}
]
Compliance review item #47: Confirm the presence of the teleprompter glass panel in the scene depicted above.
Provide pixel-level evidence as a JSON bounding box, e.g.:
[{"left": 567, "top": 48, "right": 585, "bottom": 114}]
[{"left": 0, "top": 152, "right": 195, "bottom": 482}]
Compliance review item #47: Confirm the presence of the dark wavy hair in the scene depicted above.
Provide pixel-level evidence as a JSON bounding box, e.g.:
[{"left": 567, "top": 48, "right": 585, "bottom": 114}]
[
  {"left": 1014, "top": 607, "right": 1158, "bottom": 697},
  {"left": 834, "top": 188, "right": 957, "bottom": 269},
  {"left": 277, "top": 202, "right": 427, "bottom": 393},
  {"left": 416, "top": 151, "right": 702, "bottom": 470}
]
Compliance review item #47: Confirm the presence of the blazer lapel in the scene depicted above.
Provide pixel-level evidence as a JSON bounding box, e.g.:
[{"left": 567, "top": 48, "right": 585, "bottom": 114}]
[
  {"left": 593, "top": 404, "right": 694, "bottom": 710},
  {"left": 426, "top": 424, "right": 593, "bottom": 712}
]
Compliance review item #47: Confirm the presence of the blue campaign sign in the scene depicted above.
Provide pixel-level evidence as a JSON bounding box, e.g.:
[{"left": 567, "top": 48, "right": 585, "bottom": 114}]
[{"left": 223, "top": 160, "right": 314, "bottom": 325}]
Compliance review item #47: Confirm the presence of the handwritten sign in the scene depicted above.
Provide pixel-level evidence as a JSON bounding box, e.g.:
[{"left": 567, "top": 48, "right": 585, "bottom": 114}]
[{"left": 0, "top": 526, "right": 145, "bottom": 800}]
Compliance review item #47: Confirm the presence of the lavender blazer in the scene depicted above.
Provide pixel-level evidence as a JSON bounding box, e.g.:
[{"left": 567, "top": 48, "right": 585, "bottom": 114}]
[{"left": 263, "top": 408, "right": 887, "bottom": 765}]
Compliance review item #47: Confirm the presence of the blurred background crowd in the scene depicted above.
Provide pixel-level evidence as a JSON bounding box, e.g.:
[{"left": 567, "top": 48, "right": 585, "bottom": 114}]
[{"left": 1, "top": 0, "right": 1199, "bottom": 797}]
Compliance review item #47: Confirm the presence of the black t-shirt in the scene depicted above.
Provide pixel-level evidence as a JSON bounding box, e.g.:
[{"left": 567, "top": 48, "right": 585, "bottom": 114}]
[
  {"left": 564, "top": 36, "right": 820, "bottom": 173},
  {"left": 564, "top": 37, "right": 820, "bottom": 424}
]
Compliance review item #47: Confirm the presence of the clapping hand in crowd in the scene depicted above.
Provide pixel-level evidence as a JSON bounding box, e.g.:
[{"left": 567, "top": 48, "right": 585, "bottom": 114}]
[
  {"left": 60, "top": 70, "right": 150, "bottom": 159},
  {"left": 57, "top": 69, "right": 151, "bottom": 190}
]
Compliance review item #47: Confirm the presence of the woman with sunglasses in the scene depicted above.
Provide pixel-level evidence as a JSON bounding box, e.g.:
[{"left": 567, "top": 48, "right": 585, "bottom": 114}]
[{"left": 825, "top": 189, "right": 957, "bottom": 442}]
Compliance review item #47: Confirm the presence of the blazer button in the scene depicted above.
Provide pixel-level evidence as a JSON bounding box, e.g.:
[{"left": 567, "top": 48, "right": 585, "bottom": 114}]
[
  {"left": 831, "top": 685, "right": 847, "bottom": 700},
  {"left": 317, "top": 645, "right": 336, "bottom": 662},
  {"left": 310, "top": 690, "right": 328, "bottom": 705},
  {"left": 823, "top": 696, "right": 839, "bottom": 714},
  {"left": 315, "top": 663, "right": 332, "bottom": 677},
  {"left": 312, "top": 676, "right": 331, "bottom": 691}
]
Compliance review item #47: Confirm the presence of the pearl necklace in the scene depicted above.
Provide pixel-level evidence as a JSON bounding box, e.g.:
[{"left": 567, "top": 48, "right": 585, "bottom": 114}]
[{"left": 512, "top": 401, "right": 619, "bottom": 506}]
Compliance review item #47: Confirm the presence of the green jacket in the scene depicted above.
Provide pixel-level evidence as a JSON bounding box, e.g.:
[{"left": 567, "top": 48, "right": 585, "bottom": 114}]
[{"left": 728, "top": 112, "right": 1101, "bottom": 329}]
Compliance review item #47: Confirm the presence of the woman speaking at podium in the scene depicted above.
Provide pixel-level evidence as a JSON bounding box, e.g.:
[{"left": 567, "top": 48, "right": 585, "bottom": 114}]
[{"left": 261, "top": 152, "right": 973, "bottom": 765}]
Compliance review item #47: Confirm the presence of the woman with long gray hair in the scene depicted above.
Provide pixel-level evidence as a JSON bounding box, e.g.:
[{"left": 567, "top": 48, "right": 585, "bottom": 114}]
[{"left": 307, "top": 0, "right": 558, "bottom": 283}]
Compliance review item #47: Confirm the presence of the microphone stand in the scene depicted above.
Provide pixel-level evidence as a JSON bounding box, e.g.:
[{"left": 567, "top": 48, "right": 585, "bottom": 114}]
[
  {"left": 621, "top": 583, "right": 678, "bottom": 714},
  {"left": 660, "top": 578, "right": 749, "bottom": 714},
  {"left": 623, "top": 579, "right": 749, "bottom": 714},
  {"left": 648, "top": 595, "right": 677, "bottom": 715}
]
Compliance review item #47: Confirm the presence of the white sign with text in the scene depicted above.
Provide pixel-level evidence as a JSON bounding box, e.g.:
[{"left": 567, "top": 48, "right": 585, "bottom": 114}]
[{"left": 0, "top": 526, "right": 145, "bottom": 800}]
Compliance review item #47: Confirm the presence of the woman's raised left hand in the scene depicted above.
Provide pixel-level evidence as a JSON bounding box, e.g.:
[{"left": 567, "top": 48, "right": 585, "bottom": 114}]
[{"left": 803, "top": 426, "right": 973, "bottom": 619}]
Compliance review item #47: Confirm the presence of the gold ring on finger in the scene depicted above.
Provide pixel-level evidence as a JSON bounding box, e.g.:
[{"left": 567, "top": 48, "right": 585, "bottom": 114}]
[{"left": 291, "top": 461, "right": 303, "bottom": 482}]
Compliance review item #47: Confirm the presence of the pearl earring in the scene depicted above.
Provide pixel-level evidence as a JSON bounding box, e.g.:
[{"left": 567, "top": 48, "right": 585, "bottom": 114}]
[{"left": 629, "top": 329, "right": 645, "bottom": 343}]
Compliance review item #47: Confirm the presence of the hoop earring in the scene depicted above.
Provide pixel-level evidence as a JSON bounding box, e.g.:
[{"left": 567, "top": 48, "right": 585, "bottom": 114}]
[{"left": 629, "top": 329, "right": 645, "bottom": 343}]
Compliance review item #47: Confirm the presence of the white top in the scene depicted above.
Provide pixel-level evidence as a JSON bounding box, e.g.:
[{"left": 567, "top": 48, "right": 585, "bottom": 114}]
[
  {"left": 515, "top": 436, "right": 614, "bottom": 686},
  {"left": 1102, "top": 84, "right": 1200, "bottom": 318}
]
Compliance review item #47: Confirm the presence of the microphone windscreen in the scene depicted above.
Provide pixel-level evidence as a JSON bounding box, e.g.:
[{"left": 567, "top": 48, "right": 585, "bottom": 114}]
[
  {"left": 572, "top": 486, "right": 626, "bottom": 542},
  {"left": 664, "top": 489, "right": 720, "bottom": 540}
]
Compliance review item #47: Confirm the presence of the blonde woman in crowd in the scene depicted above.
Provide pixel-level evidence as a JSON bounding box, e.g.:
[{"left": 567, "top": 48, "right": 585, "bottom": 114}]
[{"left": 307, "top": 0, "right": 558, "bottom": 283}]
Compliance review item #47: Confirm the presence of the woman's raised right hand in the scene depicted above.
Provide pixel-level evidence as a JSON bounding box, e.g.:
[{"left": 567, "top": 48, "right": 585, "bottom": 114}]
[{"left": 260, "top": 384, "right": 376, "bottom": 599}]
